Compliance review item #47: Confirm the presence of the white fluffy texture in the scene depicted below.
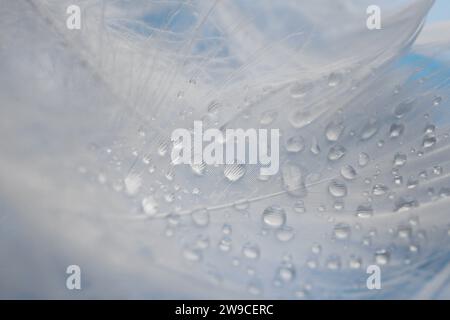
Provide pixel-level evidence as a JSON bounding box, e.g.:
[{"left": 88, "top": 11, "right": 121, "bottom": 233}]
[{"left": 1, "top": 0, "right": 450, "bottom": 299}]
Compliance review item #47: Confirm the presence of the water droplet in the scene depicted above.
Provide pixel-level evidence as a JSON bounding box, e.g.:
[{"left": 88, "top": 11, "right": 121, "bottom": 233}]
[
  {"left": 360, "top": 119, "right": 379, "bottom": 140},
  {"left": 328, "top": 72, "right": 342, "bottom": 87},
  {"left": 328, "top": 145, "right": 346, "bottom": 161},
  {"left": 222, "top": 224, "right": 232, "bottom": 235},
  {"left": 142, "top": 196, "right": 158, "bottom": 216},
  {"left": 406, "top": 176, "right": 419, "bottom": 189},
  {"left": 183, "top": 247, "right": 202, "bottom": 262},
  {"left": 191, "top": 209, "right": 210, "bottom": 227},
  {"left": 196, "top": 235, "right": 210, "bottom": 249},
  {"left": 276, "top": 226, "right": 295, "bottom": 242},
  {"left": 372, "top": 184, "right": 388, "bottom": 196},
  {"left": 234, "top": 199, "right": 250, "bottom": 211},
  {"left": 262, "top": 206, "right": 287, "bottom": 228},
  {"left": 389, "top": 123, "right": 404, "bottom": 139},
  {"left": 374, "top": 249, "right": 390, "bottom": 265},
  {"left": 158, "top": 141, "right": 169, "bottom": 156},
  {"left": 326, "top": 256, "right": 341, "bottom": 270},
  {"left": 393, "top": 153, "right": 407, "bottom": 167},
  {"left": 349, "top": 256, "right": 362, "bottom": 269},
  {"left": 247, "top": 281, "right": 262, "bottom": 295},
  {"left": 394, "top": 197, "right": 418, "bottom": 212},
  {"left": 358, "top": 152, "right": 370, "bottom": 167},
  {"left": 310, "top": 136, "right": 321, "bottom": 155},
  {"left": 281, "top": 163, "right": 307, "bottom": 197},
  {"left": 328, "top": 179, "right": 347, "bottom": 197},
  {"left": 293, "top": 200, "right": 306, "bottom": 213},
  {"left": 423, "top": 135, "right": 436, "bottom": 148},
  {"left": 285, "top": 136, "right": 305, "bottom": 153},
  {"left": 218, "top": 236, "right": 232, "bottom": 252},
  {"left": 432, "top": 166, "right": 443, "bottom": 176},
  {"left": 289, "top": 110, "right": 315, "bottom": 128},
  {"left": 191, "top": 162, "right": 206, "bottom": 176},
  {"left": 325, "top": 122, "right": 344, "bottom": 142},
  {"left": 277, "top": 264, "right": 296, "bottom": 282},
  {"left": 394, "top": 100, "right": 414, "bottom": 118},
  {"left": 224, "top": 164, "right": 246, "bottom": 182},
  {"left": 433, "top": 96, "right": 442, "bottom": 106},
  {"left": 290, "top": 82, "right": 312, "bottom": 98},
  {"left": 124, "top": 174, "right": 142, "bottom": 195},
  {"left": 242, "top": 243, "right": 260, "bottom": 260},
  {"left": 260, "top": 110, "right": 278, "bottom": 125},
  {"left": 333, "top": 223, "right": 351, "bottom": 240},
  {"left": 340, "top": 165, "right": 357, "bottom": 180},
  {"left": 424, "top": 124, "right": 435, "bottom": 134},
  {"left": 356, "top": 204, "right": 373, "bottom": 218},
  {"left": 311, "top": 244, "right": 322, "bottom": 255},
  {"left": 397, "top": 226, "right": 412, "bottom": 239}
]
